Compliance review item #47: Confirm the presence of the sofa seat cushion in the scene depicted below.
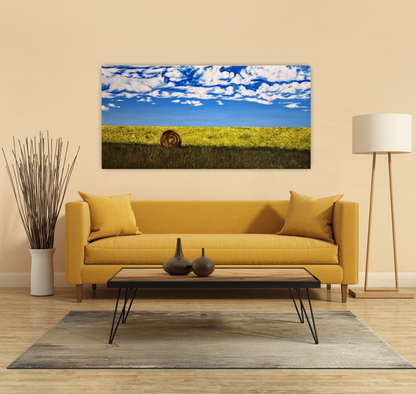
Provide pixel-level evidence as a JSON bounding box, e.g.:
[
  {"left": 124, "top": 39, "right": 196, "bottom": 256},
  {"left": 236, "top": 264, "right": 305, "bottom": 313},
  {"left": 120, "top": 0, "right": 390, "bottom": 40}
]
[{"left": 85, "top": 234, "right": 338, "bottom": 265}]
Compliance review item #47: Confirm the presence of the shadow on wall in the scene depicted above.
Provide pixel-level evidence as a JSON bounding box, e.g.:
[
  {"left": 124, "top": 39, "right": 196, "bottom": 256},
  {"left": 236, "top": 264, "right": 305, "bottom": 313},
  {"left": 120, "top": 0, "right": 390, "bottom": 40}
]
[
  {"left": 54, "top": 216, "right": 65, "bottom": 272},
  {"left": 0, "top": 180, "right": 66, "bottom": 273},
  {"left": 0, "top": 181, "right": 30, "bottom": 272}
]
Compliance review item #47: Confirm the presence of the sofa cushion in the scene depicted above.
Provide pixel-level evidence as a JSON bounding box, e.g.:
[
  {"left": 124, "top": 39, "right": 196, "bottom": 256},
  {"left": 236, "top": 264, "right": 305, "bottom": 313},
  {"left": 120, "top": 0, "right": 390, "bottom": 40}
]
[
  {"left": 85, "top": 234, "right": 338, "bottom": 265},
  {"left": 78, "top": 192, "right": 141, "bottom": 241},
  {"left": 129, "top": 200, "right": 289, "bottom": 234},
  {"left": 277, "top": 190, "right": 343, "bottom": 243}
]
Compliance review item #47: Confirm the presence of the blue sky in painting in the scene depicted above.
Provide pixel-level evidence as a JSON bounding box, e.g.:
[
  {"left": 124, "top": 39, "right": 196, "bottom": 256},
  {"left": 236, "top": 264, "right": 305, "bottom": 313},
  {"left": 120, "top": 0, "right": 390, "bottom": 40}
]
[{"left": 102, "top": 66, "right": 311, "bottom": 127}]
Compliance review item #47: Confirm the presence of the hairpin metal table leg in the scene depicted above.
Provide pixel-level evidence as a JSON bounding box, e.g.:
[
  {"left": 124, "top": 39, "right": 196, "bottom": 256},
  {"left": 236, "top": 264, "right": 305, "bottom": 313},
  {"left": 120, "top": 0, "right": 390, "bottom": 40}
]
[
  {"left": 289, "top": 287, "right": 304, "bottom": 323},
  {"left": 122, "top": 288, "right": 137, "bottom": 324},
  {"left": 109, "top": 288, "right": 135, "bottom": 344},
  {"left": 289, "top": 287, "right": 319, "bottom": 344}
]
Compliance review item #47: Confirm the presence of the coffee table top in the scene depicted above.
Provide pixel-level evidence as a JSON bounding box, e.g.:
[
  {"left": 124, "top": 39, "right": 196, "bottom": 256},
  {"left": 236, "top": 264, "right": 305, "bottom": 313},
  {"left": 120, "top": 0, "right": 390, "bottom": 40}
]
[{"left": 107, "top": 267, "right": 321, "bottom": 289}]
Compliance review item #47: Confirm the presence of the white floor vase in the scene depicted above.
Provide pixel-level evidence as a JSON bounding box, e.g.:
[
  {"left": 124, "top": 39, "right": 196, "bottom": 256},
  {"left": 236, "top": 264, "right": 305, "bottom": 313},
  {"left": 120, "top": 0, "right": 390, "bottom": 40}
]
[{"left": 29, "top": 249, "right": 55, "bottom": 296}]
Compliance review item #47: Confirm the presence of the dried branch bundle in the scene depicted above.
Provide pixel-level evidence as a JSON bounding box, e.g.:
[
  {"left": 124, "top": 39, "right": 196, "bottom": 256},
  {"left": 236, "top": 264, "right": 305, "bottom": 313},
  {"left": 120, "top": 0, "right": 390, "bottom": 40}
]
[{"left": 2, "top": 132, "right": 80, "bottom": 249}]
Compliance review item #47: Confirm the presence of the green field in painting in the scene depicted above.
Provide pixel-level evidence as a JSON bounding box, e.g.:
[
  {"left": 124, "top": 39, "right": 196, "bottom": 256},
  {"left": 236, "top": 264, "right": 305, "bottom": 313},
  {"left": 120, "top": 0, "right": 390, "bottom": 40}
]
[{"left": 102, "top": 125, "right": 311, "bottom": 169}]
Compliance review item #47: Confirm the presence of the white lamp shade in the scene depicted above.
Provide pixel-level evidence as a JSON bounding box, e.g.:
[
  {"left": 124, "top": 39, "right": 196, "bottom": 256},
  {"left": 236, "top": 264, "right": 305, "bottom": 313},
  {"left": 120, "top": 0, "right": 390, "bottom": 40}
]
[{"left": 353, "top": 114, "right": 412, "bottom": 154}]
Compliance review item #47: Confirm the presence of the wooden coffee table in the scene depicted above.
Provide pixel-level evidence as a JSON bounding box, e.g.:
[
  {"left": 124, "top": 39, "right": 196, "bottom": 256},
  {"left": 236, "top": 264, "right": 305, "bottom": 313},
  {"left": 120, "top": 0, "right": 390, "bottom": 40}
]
[{"left": 107, "top": 267, "right": 321, "bottom": 344}]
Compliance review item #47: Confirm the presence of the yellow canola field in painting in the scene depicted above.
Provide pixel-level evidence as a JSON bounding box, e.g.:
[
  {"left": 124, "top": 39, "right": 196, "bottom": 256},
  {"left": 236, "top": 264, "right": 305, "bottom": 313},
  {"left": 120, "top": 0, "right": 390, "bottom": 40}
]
[{"left": 102, "top": 126, "right": 311, "bottom": 151}]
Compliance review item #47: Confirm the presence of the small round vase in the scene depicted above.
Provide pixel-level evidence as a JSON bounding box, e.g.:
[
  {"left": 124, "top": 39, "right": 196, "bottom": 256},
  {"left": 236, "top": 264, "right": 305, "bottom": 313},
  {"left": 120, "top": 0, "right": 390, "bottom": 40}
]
[
  {"left": 192, "top": 248, "right": 215, "bottom": 277},
  {"left": 29, "top": 248, "right": 55, "bottom": 296},
  {"left": 163, "top": 238, "right": 193, "bottom": 275}
]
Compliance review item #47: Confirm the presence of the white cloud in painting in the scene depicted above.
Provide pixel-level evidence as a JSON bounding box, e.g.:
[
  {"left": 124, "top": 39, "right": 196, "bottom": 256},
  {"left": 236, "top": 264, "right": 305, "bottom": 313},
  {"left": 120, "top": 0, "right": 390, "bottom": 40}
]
[
  {"left": 101, "top": 65, "right": 310, "bottom": 109},
  {"left": 181, "top": 100, "right": 203, "bottom": 107},
  {"left": 102, "top": 105, "right": 109, "bottom": 111},
  {"left": 256, "top": 81, "right": 310, "bottom": 99},
  {"left": 116, "top": 92, "right": 138, "bottom": 99},
  {"left": 221, "top": 92, "right": 271, "bottom": 105},
  {"left": 238, "top": 86, "right": 257, "bottom": 97},
  {"left": 286, "top": 93, "right": 310, "bottom": 100},
  {"left": 170, "top": 89, "right": 213, "bottom": 101},
  {"left": 245, "top": 97, "right": 272, "bottom": 105},
  {"left": 165, "top": 68, "right": 184, "bottom": 81},
  {"left": 169, "top": 85, "right": 234, "bottom": 101},
  {"left": 140, "top": 66, "right": 168, "bottom": 76},
  {"left": 284, "top": 102, "right": 310, "bottom": 109},
  {"left": 101, "top": 67, "right": 120, "bottom": 78},
  {"left": 103, "top": 73, "right": 164, "bottom": 94},
  {"left": 280, "top": 81, "right": 310, "bottom": 93},
  {"left": 222, "top": 93, "right": 243, "bottom": 101},
  {"left": 148, "top": 90, "right": 171, "bottom": 98},
  {"left": 285, "top": 103, "right": 301, "bottom": 108},
  {"left": 108, "top": 103, "right": 120, "bottom": 108},
  {"left": 217, "top": 100, "right": 223, "bottom": 105},
  {"left": 116, "top": 99, "right": 123, "bottom": 101},
  {"left": 229, "top": 73, "right": 253, "bottom": 86},
  {"left": 102, "top": 91, "right": 114, "bottom": 99},
  {"left": 194, "top": 66, "right": 235, "bottom": 86},
  {"left": 234, "top": 66, "right": 310, "bottom": 84}
]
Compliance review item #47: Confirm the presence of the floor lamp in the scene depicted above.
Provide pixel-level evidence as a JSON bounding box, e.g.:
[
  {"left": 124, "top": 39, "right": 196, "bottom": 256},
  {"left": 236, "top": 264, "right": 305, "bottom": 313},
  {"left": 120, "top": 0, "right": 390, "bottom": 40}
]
[{"left": 349, "top": 113, "right": 415, "bottom": 299}]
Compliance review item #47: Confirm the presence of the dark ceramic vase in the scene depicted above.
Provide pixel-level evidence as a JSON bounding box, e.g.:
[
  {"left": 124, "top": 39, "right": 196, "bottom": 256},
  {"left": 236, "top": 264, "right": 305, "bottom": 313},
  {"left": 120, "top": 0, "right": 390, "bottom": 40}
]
[
  {"left": 192, "top": 248, "right": 215, "bottom": 277},
  {"left": 163, "top": 238, "right": 193, "bottom": 275}
]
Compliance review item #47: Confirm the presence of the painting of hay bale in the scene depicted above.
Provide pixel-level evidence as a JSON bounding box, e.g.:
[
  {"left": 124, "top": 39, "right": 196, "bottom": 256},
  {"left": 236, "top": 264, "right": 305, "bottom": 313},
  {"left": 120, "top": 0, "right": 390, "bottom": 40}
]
[{"left": 102, "top": 65, "right": 311, "bottom": 169}]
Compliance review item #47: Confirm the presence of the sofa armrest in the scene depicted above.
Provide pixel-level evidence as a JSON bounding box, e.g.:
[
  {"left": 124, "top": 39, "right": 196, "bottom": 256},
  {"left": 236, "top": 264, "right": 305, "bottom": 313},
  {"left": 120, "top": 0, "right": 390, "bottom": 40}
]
[
  {"left": 333, "top": 201, "right": 359, "bottom": 285},
  {"left": 65, "top": 201, "right": 90, "bottom": 285}
]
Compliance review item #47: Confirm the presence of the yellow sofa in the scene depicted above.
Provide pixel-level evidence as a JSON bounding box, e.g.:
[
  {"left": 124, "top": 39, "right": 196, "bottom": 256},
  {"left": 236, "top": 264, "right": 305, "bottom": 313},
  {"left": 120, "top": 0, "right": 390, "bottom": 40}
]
[{"left": 65, "top": 200, "right": 358, "bottom": 303}]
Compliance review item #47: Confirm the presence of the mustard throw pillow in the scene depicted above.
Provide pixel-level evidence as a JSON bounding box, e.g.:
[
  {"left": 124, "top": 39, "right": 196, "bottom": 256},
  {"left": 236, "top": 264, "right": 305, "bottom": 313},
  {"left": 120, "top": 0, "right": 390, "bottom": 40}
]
[
  {"left": 78, "top": 192, "right": 141, "bottom": 241},
  {"left": 277, "top": 190, "right": 343, "bottom": 243}
]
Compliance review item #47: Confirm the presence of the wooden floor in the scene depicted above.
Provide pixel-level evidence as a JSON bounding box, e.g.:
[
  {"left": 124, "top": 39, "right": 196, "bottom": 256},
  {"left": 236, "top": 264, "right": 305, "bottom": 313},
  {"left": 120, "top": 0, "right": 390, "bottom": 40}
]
[{"left": 1, "top": 286, "right": 416, "bottom": 393}]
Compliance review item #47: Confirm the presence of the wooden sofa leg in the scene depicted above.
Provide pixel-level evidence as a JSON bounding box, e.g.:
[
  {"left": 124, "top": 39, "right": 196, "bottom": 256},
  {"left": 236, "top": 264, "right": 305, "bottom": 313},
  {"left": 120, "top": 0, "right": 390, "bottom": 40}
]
[
  {"left": 341, "top": 284, "right": 348, "bottom": 303},
  {"left": 76, "top": 284, "right": 83, "bottom": 303},
  {"left": 92, "top": 284, "right": 97, "bottom": 291},
  {"left": 327, "top": 284, "right": 331, "bottom": 290}
]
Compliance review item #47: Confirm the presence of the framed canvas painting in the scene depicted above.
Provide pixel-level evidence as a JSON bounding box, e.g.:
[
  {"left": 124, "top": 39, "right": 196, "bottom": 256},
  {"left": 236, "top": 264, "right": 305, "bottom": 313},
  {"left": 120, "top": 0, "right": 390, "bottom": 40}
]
[{"left": 102, "top": 65, "right": 311, "bottom": 169}]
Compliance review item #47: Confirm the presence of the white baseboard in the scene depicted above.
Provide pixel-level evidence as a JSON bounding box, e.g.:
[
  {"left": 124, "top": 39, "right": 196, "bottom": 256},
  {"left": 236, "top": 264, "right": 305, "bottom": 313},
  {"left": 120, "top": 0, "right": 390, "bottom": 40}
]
[
  {"left": 0, "top": 272, "right": 71, "bottom": 288},
  {"left": 1, "top": 271, "right": 415, "bottom": 288}
]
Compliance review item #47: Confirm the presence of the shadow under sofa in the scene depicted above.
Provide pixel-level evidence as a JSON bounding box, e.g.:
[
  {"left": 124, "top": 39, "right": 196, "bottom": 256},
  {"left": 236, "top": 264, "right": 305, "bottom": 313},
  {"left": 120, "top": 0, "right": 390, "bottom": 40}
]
[{"left": 65, "top": 200, "right": 358, "bottom": 303}]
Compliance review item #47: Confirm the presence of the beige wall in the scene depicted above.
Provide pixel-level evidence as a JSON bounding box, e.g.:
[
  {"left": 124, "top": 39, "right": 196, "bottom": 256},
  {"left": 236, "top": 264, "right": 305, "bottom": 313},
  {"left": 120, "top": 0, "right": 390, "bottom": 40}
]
[{"left": 1, "top": 0, "right": 416, "bottom": 279}]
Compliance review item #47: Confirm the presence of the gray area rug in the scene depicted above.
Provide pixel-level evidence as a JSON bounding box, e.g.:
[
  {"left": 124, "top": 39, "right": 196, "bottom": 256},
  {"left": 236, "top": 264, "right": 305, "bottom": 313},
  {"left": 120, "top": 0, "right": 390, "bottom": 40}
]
[{"left": 8, "top": 310, "right": 414, "bottom": 369}]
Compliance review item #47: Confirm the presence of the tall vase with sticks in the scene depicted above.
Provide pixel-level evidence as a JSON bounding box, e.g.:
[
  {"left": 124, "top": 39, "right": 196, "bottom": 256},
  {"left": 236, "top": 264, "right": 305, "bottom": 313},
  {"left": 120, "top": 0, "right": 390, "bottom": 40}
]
[{"left": 2, "top": 132, "right": 80, "bottom": 296}]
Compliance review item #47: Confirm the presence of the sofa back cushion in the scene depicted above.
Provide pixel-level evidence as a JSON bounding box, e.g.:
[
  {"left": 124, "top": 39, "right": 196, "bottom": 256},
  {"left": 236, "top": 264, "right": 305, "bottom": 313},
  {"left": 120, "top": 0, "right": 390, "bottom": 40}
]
[{"left": 130, "top": 201, "right": 289, "bottom": 234}]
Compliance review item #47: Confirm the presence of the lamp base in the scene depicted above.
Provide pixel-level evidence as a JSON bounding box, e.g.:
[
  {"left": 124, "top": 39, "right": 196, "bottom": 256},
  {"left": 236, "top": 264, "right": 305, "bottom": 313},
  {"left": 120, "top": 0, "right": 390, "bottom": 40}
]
[{"left": 349, "top": 288, "right": 415, "bottom": 299}]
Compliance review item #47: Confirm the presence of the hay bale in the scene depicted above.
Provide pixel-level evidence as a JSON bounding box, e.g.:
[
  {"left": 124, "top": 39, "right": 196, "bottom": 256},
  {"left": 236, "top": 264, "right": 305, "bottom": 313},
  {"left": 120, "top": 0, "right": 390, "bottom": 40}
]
[{"left": 160, "top": 130, "right": 182, "bottom": 148}]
